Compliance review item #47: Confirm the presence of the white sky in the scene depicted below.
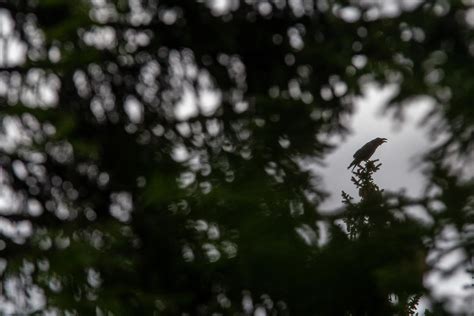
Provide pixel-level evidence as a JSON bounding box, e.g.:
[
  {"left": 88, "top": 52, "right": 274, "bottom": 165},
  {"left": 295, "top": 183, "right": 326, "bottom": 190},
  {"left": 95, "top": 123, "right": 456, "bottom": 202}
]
[
  {"left": 1, "top": 2, "right": 473, "bottom": 313},
  {"left": 313, "top": 85, "right": 474, "bottom": 314},
  {"left": 317, "top": 84, "right": 432, "bottom": 211}
]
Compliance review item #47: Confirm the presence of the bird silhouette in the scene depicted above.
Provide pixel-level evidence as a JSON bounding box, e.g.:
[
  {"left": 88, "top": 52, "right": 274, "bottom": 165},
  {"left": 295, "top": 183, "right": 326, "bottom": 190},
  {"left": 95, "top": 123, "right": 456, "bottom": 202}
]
[{"left": 347, "top": 137, "right": 387, "bottom": 170}]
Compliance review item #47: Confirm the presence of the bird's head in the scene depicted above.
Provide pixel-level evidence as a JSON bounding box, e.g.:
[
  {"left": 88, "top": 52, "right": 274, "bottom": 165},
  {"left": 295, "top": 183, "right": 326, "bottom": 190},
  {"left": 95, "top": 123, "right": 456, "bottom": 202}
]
[{"left": 374, "top": 137, "right": 388, "bottom": 146}]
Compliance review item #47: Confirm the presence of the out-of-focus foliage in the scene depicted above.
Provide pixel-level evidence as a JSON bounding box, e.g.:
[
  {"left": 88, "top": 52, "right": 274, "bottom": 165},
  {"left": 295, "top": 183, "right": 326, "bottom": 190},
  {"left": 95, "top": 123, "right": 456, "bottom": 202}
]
[{"left": 0, "top": 0, "right": 472, "bottom": 314}]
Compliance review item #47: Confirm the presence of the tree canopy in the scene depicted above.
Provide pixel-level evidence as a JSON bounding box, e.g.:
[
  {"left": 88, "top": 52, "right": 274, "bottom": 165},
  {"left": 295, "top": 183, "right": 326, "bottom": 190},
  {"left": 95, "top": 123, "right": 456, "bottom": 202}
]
[{"left": 0, "top": 0, "right": 473, "bottom": 315}]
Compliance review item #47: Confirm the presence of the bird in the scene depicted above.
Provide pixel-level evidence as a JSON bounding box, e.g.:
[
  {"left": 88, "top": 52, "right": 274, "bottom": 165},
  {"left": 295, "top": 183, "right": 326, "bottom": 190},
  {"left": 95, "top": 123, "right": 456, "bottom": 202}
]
[{"left": 347, "top": 137, "right": 387, "bottom": 170}]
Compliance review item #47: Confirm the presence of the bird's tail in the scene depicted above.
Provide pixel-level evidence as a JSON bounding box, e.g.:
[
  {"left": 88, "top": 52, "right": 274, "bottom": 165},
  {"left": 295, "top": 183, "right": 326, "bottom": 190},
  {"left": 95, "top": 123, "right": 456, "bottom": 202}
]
[{"left": 347, "top": 159, "right": 356, "bottom": 170}]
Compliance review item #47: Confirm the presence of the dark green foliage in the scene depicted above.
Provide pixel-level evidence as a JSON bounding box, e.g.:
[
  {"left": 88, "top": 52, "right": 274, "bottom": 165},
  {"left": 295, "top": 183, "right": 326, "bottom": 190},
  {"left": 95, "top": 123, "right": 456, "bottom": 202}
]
[
  {"left": 0, "top": 0, "right": 473, "bottom": 315},
  {"left": 341, "top": 161, "right": 427, "bottom": 315}
]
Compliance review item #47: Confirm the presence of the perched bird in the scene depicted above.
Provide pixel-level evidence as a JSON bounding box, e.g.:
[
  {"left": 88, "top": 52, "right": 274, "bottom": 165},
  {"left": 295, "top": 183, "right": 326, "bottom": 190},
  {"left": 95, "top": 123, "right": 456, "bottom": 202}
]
[{"left": 347, "top": 137, "right": 387, "bottom": 170}]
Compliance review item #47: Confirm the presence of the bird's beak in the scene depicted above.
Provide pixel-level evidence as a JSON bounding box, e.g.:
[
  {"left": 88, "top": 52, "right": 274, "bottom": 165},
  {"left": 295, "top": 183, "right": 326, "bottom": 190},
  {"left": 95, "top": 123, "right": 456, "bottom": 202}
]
[{"left": 381, "top": 138, "right": 388, "bottom": 143}]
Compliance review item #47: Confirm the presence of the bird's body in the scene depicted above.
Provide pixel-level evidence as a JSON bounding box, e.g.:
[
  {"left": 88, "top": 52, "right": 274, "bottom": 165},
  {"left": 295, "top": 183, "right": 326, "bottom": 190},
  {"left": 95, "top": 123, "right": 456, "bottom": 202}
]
[{"left": 347, "top": 137, "right": 387, "bottom": 170}]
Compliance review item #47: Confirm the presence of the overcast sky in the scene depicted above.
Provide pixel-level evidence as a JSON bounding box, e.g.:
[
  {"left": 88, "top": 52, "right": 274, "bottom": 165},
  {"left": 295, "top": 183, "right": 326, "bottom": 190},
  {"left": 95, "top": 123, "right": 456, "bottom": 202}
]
[
  {"left": 312, "top": 85, "right": 473, "bottom": 314},
  {"left": 1, "top": 3, "right": 472, "bottom": 314},
  {"left": 314, "top": 84, "right": 431, "bottom": 210}
]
